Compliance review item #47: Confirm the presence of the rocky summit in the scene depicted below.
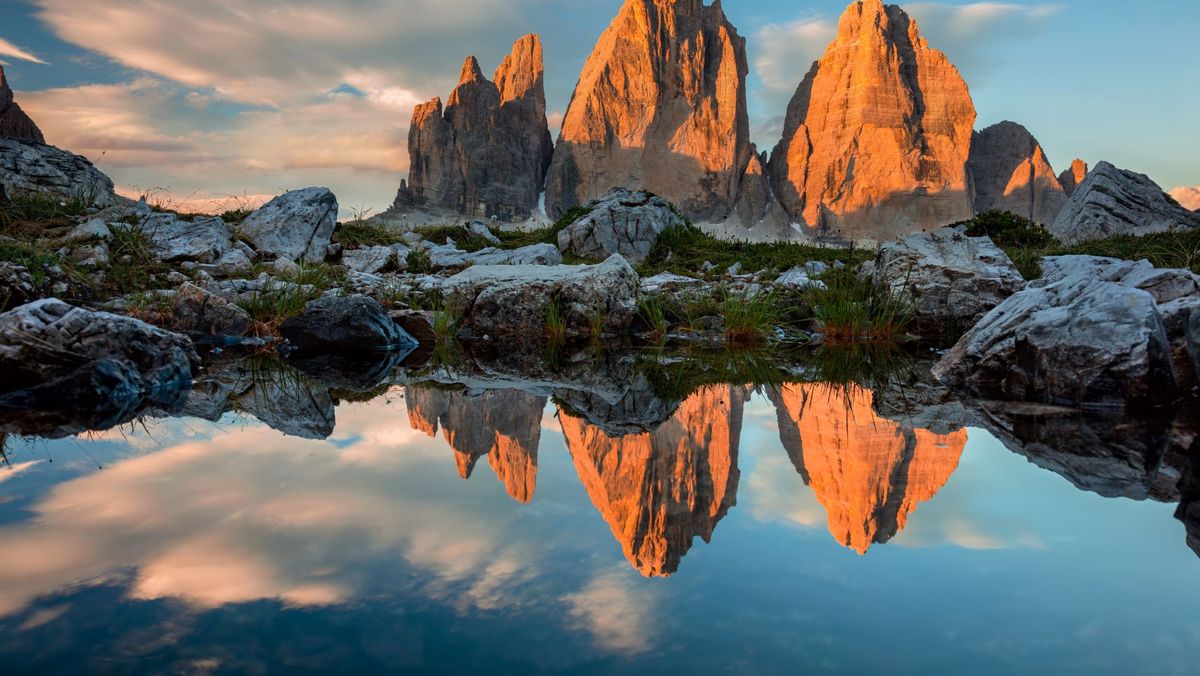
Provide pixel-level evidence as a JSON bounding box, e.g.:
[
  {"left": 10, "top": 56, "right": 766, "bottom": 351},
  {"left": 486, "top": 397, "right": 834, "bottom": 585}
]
[
  {"left": 0, "top": 66, "right": 44, "bottom": 145},
  {"left": 399, "top": 34, "right": 552, "bottom": 220},
  {"left": 1058, "top": 158, "right": 1089, "bottom": 196},
  {"left": 1050, "top": 161, "right": 1200, "bottom": 244},
  {"left": 768, "top": 0, "right": 976, "bottom": 241},
  {"left": 967, "top": 121, "right": 1067, "bottom": 226},
  {"left": 545, "top": 0, "right": 756, "bottom": 223}
]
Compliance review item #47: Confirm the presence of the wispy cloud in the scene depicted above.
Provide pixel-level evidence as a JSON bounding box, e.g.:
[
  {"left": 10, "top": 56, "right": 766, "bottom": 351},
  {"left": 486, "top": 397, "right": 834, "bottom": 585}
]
[
  {"left": 1169, "top": 186, "right": 1200, "bottom": 210},
  {"left": 0, "top": 37, "right": 48, "bottom": 64}
]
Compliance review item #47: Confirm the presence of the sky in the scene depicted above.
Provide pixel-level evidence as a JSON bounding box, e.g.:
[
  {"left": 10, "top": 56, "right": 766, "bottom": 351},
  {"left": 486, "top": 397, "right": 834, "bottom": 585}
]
[{"left": 0, "top": 0, "right": 1197, "bottom": 215}]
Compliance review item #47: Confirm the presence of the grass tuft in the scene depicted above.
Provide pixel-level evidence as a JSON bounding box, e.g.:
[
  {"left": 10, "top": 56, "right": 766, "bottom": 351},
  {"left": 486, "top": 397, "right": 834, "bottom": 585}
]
[
  {"left": 641, "top": 223, "right": 868, "bottom": 277},
  {"left": 806, "top": 267, "right": 914, "bottom": 342}
]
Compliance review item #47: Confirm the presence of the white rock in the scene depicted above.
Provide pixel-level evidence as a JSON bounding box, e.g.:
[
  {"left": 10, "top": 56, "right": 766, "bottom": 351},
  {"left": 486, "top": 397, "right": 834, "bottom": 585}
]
[
  {"left": 135, "top": 213, "right": 233, "bottom": 263},
  {"left": 556, "top": 189, "right": 684, "bottom": 263},
  {"left": 342, "top": 246, "right": 395, "bottom": 274},
  {"left": 467, "top": 220, "right": 502, "bottom": 245},
  {"left": 1050, "top": 161, "right": 1200, "bottom": 244},
  {"left": 272, "top": 257, "right": 302, "bottom": 277},
  {"left": 873, "top": 227, "right": 1025, "bottom": 330},
  {"left": 775, "top": 267, "right": 827, "bottom": 291},
  {"left": 64, "top": 218, "right": 112, "bottom": 243},
  {"left": 239, "top": 187, "right": 338, "bottom": 263}
]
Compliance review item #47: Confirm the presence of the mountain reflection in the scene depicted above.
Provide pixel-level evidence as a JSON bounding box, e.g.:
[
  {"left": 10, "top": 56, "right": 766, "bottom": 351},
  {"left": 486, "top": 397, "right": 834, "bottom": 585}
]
[
  {"left": 403, "top": 379, "right": 970, "bottom": 573},
  {"left": 768, "top": 384, "right": 966, "bottom": 554},
  {"left": 406, "top": 387, "right": 546, "bottom": 503},
  {"left": 559, "top": 385, "right": 749, "bottom": 577}
]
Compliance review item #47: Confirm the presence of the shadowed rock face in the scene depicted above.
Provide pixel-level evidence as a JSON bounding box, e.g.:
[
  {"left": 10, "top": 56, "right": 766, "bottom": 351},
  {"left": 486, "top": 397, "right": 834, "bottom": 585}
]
[
  {"left": 545, "top": 0, "right": 755, "bottom": 223},
  {"left": 403, "top": 35, "right": 552, "bottom": 220},
  {"left": 0, "top": 66, "right": 44, "bottom": 144},
  {"left": 967, "top": 121, "right": 1067, "bottom": 226},
  {"left": 768, "top": 383, "right": 966, "bottom": 554},
  {"left": 768, "top": 0, "right": 976, "bottom": 241},
  {"left": 559, "top": 384, "right": 748, "bottom": 577},
  {"left": 406, "top": 387, "right": 547, "bottom": 504}
]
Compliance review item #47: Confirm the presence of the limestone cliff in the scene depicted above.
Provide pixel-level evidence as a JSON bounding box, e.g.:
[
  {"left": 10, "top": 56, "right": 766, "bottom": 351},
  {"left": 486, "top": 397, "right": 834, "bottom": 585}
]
[
  {"left": 1059, "top": 159, "right": 1088, "bottom": 196},
  {"left": 768, "top": 0, "right": 976, "bottom": 241},
  {"left": 768, "top": 383, "right": 966, "bottom": 554},
  {"left": 545, "top": 0, "right": 756, "bottom": 223},
  {"left": 560, "top": 384, "right": 747, "bottom": 577},
  {"left": 0, "top": 66, "right": 44, "bottom": 144},
  {"left": 401, "top": 35, "right": 552, "bottom": 220},
  {"left": 406, "top": 386, "right": 546, "bottom": 504},
  {"left": 967, "top": 121, "right": 1067, "bottom": 226}
]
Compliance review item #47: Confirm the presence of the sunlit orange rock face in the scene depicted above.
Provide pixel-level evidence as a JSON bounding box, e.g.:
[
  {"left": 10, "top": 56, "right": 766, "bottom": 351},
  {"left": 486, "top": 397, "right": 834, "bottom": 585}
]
[
  {"left": 768, "top": 0, "right": 976, "bottom": 240},
  {"left": 967, "top": 121, "right": 1067, "bottom": 226},
  {"left": 559, "top": 385, "right": 748, "bottom": 577},
  {"left": 406, "top": 387, "right": 546, "bottom": 504},
  {"left": 768, "top": 383, "right": 967, "bottom": 554},
  {"left": 545, "top": 0, "right": 756, "bottom": 222}
]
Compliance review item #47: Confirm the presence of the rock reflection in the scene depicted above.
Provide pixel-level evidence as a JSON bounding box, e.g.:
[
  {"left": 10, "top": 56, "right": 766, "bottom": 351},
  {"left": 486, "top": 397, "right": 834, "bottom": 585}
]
[
  {"left": 559, "top": 385, "right": 749, "bottom": 577},
  {"left": 768, "top": 383, "right": 967, "bottom": 554},
  {"left": 406, "top": 386, "right": 546, "bottom": 503}
]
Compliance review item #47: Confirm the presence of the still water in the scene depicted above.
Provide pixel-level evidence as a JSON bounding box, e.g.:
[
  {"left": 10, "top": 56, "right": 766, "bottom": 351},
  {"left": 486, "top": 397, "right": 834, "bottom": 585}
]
[{"left": 0, "top": 372, "right": 1197, "bottom": 674}]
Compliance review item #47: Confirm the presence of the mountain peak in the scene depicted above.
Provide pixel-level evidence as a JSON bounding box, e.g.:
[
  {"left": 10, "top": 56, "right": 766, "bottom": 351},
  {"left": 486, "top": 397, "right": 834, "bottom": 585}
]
[{"left": 0, "top": 65, "right": 46, "bottom": 145}]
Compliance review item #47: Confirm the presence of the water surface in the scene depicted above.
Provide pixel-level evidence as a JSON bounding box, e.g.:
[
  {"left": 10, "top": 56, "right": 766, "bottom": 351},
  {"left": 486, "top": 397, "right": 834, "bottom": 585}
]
[{"left": 0, "top": 371, "right": 1196, "bottom": 674}]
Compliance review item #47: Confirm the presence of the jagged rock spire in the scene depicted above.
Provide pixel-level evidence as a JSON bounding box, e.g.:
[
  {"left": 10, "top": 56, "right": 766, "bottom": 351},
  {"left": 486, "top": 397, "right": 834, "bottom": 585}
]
[
  {"left": 400, "top": 34, "right": 552, "bottom": 220},
  {"left": 0, "top": 66, "right": 46, "bottom": 144}
]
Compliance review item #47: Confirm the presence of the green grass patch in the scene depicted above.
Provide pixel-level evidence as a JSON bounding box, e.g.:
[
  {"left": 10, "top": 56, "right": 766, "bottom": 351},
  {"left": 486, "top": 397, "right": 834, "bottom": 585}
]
[
  {"left": 236, "top": 281, "right": 323, "bottom": 335},
  {"left": 334, "top": 219, "right": 405, "bottom": 248},
  {"left": 805, "top": 267, "right": 914, "bottom": 342},
  {"left": 641, "top": 224, "right": 869, "bottom": 277},
  {"left": 722, "top": 291, "right": 785, "bottom": 346},
  {"left": 0, "top": 192, "right": 91, "bottom": 237},
  {"left": 413, "top": 224, "right": 497, "bottom": 252}
]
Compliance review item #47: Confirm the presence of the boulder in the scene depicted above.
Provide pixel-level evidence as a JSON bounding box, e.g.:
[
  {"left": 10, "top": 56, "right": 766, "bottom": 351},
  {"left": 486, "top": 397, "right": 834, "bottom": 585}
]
[
  {"left": 198, "top": 248, "right": 254, "bottom": 278},
  {"left": 768, "top": 0, "right": 976, "bottom": 240},
  {"left": 135, "top": 212, "right": 233, "bottom": 263},
  {"left": 544, "top": 0, "right": 756, "bottom": 222},
  {"left": 775, "top": 266, "right": 828, "bottom": 291},
  {"left": 872, "top": 227, "right": 1025, "bottom": 331},
  {"left": 556, "top": 189, "right": 684, "bottom": 263},
  {"left": 0, "top": 263, "right": 35, "bottom": 310},
  {"left": 169, "top": 282, "right": 251, "bottom": 336},
  {"left": 1049, "top": 161, "right": 1200, "bottom": 244},
  {"left": 427, "top": 242, "right": 562, "bottom": 269},
  {"left": 343, "top": 245, "right": 395, "bottom": 274},
  {"left": 280, "top": 294, "right": 417, "bottom": 353},
  {"left": 1191, "top": 307, "right": 1200, "bottom": 384},
  {"left": 0, "top": 138, "right": 121, "bottom": 206},
  {"left": 239, "top": 187, "right": 338, "bottom": 263},
  {"left": 966, "top": 121, "right": 1067, "bottom": 226},
  {"left": 443, "top": 254, "right": 639, "bottom": 341},
  {"left": 390, "top": 309, "right": 436, "bottom": 344},
  {"left": 0, "top": 65, "right": 44, "bottom": 144},
  {"left": 64, "top": 218, "right": 112, "bottom": 243},
  {"left": 934, "top": 255, "right": 1194, "bottom": 409},
  {"left": 0, "top": 299, "right": 197, "bottom": 434}
]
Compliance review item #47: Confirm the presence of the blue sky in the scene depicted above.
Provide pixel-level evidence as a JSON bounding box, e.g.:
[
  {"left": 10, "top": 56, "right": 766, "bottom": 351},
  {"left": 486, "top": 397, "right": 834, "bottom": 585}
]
[{"left": 1, "top": 0, "right": 1197, "bottom": 214}]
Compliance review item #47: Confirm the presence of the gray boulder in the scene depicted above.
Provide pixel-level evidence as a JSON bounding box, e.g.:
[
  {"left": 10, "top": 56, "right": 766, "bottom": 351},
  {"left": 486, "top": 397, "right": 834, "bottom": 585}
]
[
  {"left": 280, "top": 294, "right": 416, "bottom": 353},
  {"left": 556, "top": 189, "right": 685, "bottom": 263},
  {"left": 0, "top": 263, "right": 35, "bottom": 310},
  {"left": 343, "top": 245, "right": 395, "bottom": 274},
  {"left": 64, "top": 218, "right": 112, "bottom": 243},
  {"left": 443, "top": 254, "right": 640, "bottom": 341},
  {"left": 0, "top": 138, "right": 122, "bottom": 206},
  {"left": 934, "top": 255, "right": 1197, "bottom": 409},
  {"left": 169, "top": 283, "right": 251, "bottom": 336},
  {"left": 873, "top": 227, "right": 1026, "bottom": 331},
  {"left": 239, "top": 187, "right": 338, "bottom": 263},
  {"left": 1191, "top": 308, "right": 1200, "bottom": 384},
  {"left": 1049, "top": 161, "right": 1200, "bottom": 244},
  {"left": 0, "top": 299, "right": 197, "bottom": 434},
  {"left": 136, "top": 213, "right": 234, "bottom": 263}
]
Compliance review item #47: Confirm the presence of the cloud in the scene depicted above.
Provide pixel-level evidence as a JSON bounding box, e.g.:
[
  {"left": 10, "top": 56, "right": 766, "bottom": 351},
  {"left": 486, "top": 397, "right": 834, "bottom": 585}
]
[
  {"left": 1169, "top": 186, "right": 1200, "bottom": 210},
  {"left": 903, "top": 3, "right": 1065, "bottom": 83},
  {"left": 563, "top": 567, "right": 659, "bottom": 656},
  {"left": 752, "top": 17, "right": 834, "bottom": 97},
  {"left": 0, "top": 37, "right": 48, "bottom": 64},
  {"left": 19, "top": 76, "right": 414, "bottom": 216}
]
